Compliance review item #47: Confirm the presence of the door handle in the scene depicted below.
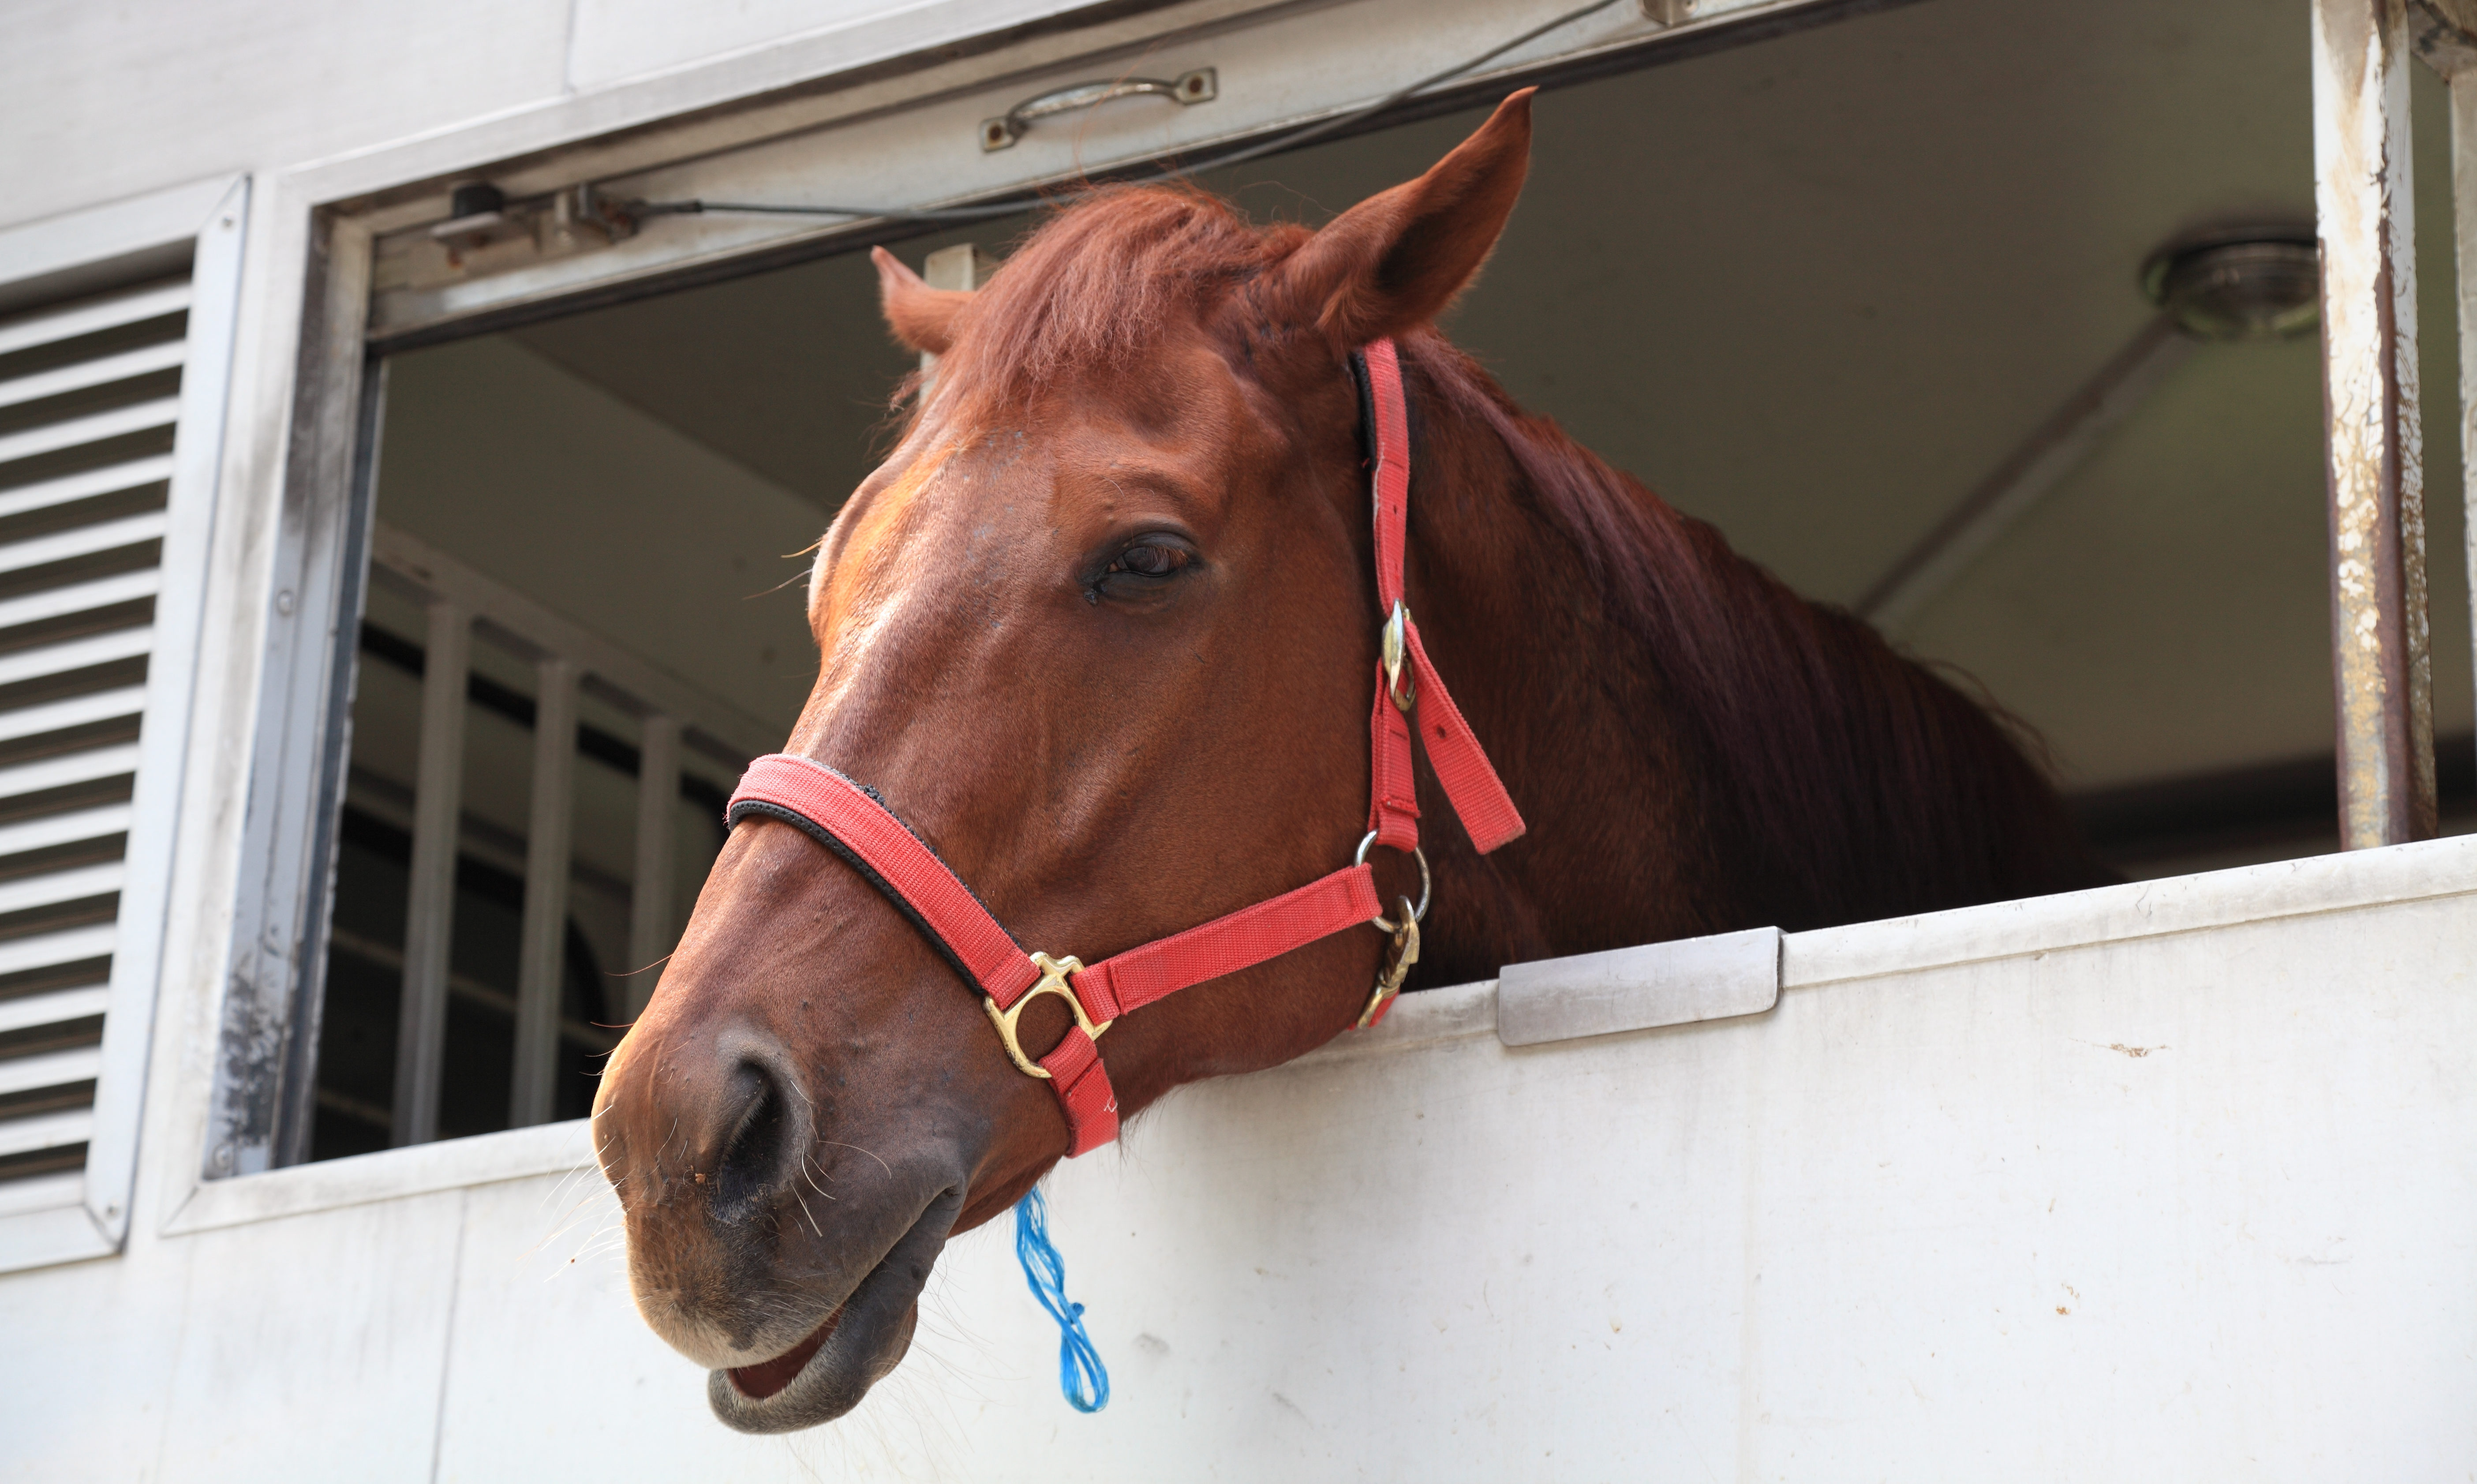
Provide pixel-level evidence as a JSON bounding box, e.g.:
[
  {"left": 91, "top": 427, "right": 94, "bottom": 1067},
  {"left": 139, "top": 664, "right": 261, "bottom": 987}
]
[{"left": 981, "top": 69, "right": 1217, "bottom": 151}]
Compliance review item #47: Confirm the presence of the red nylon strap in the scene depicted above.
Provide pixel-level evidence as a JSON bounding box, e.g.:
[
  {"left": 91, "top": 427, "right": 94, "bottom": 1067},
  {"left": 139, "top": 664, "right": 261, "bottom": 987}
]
[
  {"left": 1071, "top": 864, "right": 1382, "bottom": 1022},
  {"left": 1367, "top": 669, "right": 1420, "bottom": 851},
  {"left": 1037, "top": 1028, "right": 1118, "bottom": 1156},
  {"left": 726, "top": 755, "right": 1041, "bottom": 1005},
  {"left": 1400, "top": 618, "right": 1525, "bottom": 853},
  {"left": 1360, "top": 339, "right": 1527, "bottom": 856},
  {"left": 723, "top": 758, "right": 1377, "bottom": 1159},
  {"left": 1366, "top": 339, "right": 1414, "bottom": 614}
]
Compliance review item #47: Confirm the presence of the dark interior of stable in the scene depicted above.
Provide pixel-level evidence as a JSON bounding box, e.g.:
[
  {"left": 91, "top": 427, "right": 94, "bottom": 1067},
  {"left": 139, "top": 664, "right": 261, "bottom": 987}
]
[{"left": 304, "top": 0, "right": 2476, "bottom": 1160}]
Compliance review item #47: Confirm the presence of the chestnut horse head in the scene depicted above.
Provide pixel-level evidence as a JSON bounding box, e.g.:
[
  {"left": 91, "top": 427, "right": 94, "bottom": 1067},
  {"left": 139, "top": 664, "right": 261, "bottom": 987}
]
[{"left": 594, "top": 89, "right": 2108, "bottom": 1432}]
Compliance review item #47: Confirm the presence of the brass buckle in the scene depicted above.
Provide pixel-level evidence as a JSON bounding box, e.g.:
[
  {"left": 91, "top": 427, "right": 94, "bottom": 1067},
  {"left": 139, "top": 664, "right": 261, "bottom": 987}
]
[
  {"left": 984, "top": 951, "right": 1113, "bottom": 1079},
  {"left": 1358, "top": 898, "right": 1421, "bottom": 1028},
  {"left": 1380, "top": 601, "right": 1416, "bottom": 712}
]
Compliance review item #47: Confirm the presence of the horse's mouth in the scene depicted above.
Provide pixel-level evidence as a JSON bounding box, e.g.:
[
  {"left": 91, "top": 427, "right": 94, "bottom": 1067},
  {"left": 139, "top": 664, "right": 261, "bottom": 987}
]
[
  {"left": 725, "top": 1302, "right": 845, "bottom": 1400},
  {"left": 704, "top": 1189, "right": 956, "bottom": 1433}
]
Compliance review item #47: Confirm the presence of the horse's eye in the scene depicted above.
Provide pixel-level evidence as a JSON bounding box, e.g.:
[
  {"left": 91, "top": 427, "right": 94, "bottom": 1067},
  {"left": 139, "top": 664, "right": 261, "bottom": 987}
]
[
  {"left": 1107, "top": 542, "right": 1190, "bottom": 579},
  {"left": 1087, "top": 537, "right": 1196, "bottom": 605}
]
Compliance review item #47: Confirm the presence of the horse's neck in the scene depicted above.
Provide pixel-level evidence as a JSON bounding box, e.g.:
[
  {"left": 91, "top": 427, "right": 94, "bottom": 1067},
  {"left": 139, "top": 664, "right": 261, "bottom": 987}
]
[
  {"left": 1395, "top": 355, "right": 1730, "bottom": 985},
  {"left": 1393, "top": 343, "right": 2110, "bottom": 988}
]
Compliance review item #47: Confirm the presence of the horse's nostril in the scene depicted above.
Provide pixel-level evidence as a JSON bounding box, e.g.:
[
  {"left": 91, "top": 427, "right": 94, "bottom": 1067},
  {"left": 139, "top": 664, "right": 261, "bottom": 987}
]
[{"left": 714, "top": 1060, "right": 795, "bottom": 1214}]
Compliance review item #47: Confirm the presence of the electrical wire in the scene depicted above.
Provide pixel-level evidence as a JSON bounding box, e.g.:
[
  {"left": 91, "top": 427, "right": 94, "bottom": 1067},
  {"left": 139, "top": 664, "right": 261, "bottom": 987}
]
[{"left": 629, "top": 0, "right": 1636, "bottom": 225}]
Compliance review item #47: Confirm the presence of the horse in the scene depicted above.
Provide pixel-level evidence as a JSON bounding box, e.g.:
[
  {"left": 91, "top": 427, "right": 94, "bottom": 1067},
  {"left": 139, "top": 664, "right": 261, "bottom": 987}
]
[{"left": 591, "top": 88, "right": 2112, "bottom": 1432}]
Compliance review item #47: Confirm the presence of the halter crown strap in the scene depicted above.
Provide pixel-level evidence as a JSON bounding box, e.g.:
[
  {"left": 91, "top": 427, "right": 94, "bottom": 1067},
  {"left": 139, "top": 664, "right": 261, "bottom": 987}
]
[
  {"left": 1358, "top": 338, "right": 1526, "bottom": 858},
  {"left": 721, "top": 336, "right": 1520, "bottom": 1156}
]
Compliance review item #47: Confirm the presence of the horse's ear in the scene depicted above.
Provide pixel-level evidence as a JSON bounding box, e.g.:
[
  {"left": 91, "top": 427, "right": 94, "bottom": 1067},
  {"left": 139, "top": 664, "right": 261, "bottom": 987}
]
[
  {"left": 872, "top": 246, "right": 972, "bottom": 355},
  {"left": 1263, "top": 89, "right": 1533, "bottom": 348}
]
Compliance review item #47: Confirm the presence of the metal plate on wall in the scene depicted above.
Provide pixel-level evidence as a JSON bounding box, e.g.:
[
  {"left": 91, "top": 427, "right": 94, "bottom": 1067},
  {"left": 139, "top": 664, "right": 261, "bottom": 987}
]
[{"left": 1497, "top": 924, "right": 1781, "bottom": 1046}]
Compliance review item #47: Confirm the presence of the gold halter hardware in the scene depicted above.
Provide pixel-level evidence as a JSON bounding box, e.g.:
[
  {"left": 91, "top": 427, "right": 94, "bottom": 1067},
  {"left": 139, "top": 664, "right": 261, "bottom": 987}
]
[
  {"left": 1358, "top": 897, "right": 1421, "bottom": 1029},
  {"left": 984, "top": 951, "right": 1115, "bottom": 1079},
  {"left": 1380, "top": 601, "right": 1416, "bottom": 712}
]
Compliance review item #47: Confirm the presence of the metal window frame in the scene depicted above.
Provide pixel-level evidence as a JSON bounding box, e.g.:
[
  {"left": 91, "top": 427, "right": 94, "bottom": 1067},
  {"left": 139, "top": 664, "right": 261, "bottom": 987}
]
[
  {"left": 203, "top": 206, "right": 378, "bottom": 1180},
  {"left": 0, "top": 173, "right": 248, "bottom": 1273},
  {"left": 183, "top": 0, "right": 2455, "bottom": 1238}
]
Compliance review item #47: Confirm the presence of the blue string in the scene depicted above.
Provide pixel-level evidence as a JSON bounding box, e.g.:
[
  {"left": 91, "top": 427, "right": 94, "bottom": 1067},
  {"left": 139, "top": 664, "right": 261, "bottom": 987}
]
[{"left": 1014, "top": 1187, "right": 1109, "bottom": 1412}]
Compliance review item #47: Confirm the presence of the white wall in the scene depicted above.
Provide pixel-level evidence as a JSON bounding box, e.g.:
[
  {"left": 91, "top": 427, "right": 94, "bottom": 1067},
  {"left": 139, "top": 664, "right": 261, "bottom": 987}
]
[
  {"left": 0, "top": 0, "right": 1111, "bottom": 234},
  {"left": 6, "top": 837, "right": 2471, "bottom": 1480}
]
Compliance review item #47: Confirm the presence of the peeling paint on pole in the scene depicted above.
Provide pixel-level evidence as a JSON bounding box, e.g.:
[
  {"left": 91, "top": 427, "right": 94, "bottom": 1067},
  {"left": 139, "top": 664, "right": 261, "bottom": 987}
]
[{"left": 2314, "top": 0, "right": 2436, "bottom": 848}]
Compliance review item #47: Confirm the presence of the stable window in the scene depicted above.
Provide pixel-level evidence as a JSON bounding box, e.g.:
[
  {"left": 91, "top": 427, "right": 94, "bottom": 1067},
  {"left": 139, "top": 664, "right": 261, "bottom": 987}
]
[
  {"left": 0, "top": 178, "right": 244, "bottom": 1269},
  {"left": 213, "top": 0, "right": 2477, "bottom": 1173}
]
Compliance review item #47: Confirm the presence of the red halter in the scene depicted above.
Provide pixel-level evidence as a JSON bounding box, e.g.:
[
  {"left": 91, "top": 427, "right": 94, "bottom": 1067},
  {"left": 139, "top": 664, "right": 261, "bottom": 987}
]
[{"left": 723, "top": 339, "right": 1523, "bottom": 1155}]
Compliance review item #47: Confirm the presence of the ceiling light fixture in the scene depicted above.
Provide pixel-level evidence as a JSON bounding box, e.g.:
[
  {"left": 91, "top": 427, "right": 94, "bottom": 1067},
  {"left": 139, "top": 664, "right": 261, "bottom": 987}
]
[{"left": 2141, "top": 225, "right": 2321, "bottom": 342}]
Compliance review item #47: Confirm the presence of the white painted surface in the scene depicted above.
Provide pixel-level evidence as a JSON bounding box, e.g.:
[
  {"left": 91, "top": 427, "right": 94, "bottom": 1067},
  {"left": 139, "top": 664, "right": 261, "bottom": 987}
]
[
  {"left": 0, "top": 0, "right": 572, "bottom": 232},
  {"left": 7, "top": 838, "right": 2475, "bottom": 1479},
  {"left": 567, "top": 0, "right": 1104, "bottom": 91}
]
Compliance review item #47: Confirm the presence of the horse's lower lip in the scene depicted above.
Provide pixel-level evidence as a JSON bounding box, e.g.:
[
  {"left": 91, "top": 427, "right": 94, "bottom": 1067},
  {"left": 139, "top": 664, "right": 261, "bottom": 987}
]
[
  {"left": 705, "top": 1186, "right": 959, "bottom": 1432},
  {"left": 727, "top": 1303, "right": 845, "bottom": 1399}
]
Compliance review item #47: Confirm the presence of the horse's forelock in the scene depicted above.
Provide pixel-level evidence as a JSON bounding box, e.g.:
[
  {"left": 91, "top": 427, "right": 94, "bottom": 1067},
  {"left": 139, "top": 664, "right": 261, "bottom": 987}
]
[{"left": 932, "top": 185, "right": 1313, "bottom": 412}]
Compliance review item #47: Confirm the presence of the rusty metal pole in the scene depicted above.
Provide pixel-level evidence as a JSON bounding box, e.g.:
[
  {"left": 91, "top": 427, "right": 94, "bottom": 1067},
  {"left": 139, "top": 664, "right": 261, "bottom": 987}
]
[
  {"left": 2314, "top": 0, "right": 2438, "bottom": 849},
  {"left": 2414, "top": 0, "right": 2477, "bottom": 803}
]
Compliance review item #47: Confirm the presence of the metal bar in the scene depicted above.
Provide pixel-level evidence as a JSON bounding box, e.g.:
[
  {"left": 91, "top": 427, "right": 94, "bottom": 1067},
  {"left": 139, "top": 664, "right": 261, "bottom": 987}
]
[
  {"left": 210, "top": 208, "right": 377, "bottom": 1178},
  {"left": 329, "top": 928, "right": 620, "bottom": 1054},
  {"left": 2314, "top": 0, "right": 2437, "bottom": 848},
  {"left": 390, "top": 598, "right": 469, "bottom": 1148},
  {"left": 0, "top": 568, "right": 161, "bottom": 632},
  {"left": 0, "top": 396, "right": 183, "bottom": 468},
  {"left": 0, "top": 510, "right": 171, "bottom": 579},
  {"left": 1856, "top": 314, "right": 2195, "bottom": 632},
  {"left": 510, "top": 656, "right": 578, "bottom": 1129},
  {"left": 0, "top": 280, "right": 189, "bottom": 359},
  {"left": 918, "top": 244, "right": 999, "bottom": 379},
  {"left": 0, "top": 452, "right": 175, "bottom": 524},
  {"left": 363, "top": 0, "right": 1897, "bottom": 346},
  {"left": 0, "top": 338, "right": 187, "bottom": 413},
  {"left": 368, "top": 523, "right": 776, "bottom": 766},
  {"left": 2413, "top": 0, "right": 2477, "bottom": 795},
  {"left": 626, "top": 712, "right": 681, "bottom": 1023}
]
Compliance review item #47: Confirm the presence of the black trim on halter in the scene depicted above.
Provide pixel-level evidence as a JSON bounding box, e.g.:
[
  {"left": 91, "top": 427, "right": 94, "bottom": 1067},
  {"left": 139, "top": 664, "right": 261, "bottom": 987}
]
[
  {"left": 1345, "top": 348, "right": 1421, "bottom": 512},
  {"left": 1347, "top": 349, "right": 1379, "bottom": 474},
  {"left": 723, "top": 788, "right": 1027, "bottom": 995}
]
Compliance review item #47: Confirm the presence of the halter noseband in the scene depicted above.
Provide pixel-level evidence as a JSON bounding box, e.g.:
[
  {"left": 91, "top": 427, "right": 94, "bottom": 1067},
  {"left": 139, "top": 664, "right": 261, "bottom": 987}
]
[{"left": 722, "top": 339, "right": 1523, "bottom": 1155}]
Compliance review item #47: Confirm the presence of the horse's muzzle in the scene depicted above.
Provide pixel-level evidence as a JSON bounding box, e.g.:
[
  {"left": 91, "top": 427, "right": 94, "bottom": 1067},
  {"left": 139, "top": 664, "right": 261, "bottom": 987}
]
[{"left": 594, "top": 1007, "right": 972, "bottom": 1426}]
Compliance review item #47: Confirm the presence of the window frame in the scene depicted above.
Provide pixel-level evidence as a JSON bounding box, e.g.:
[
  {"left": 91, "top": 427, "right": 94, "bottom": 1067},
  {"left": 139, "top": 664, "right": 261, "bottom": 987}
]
[
  {"left": 0, "top": 173, "right": 249, "bottom": 1273},
  {"left": 180, "top": 0, "right": 2343, "bottom": 1237}
]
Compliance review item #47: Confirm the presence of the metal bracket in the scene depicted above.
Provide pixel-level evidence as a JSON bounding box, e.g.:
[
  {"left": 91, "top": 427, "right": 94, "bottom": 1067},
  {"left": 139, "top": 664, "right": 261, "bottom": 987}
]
[
  {"left": 2413, "top": 0, "right": 2477, "bottom": 76},
  {"left": 982, "top": 68, "right": 1217, "bottom": 151}
]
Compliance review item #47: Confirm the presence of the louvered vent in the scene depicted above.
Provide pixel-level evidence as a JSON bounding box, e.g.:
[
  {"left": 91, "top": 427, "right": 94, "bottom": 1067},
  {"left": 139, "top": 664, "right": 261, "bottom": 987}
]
[{"left": 0, "top": 279, "right": 187, "bottom": 1215}]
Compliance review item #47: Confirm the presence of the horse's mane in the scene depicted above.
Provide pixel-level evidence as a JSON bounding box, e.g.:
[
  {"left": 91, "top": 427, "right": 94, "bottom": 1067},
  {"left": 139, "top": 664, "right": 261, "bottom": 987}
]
[
  {"left": 936, "top": 185, "right": 2109, "bottom": 929},
  {"left": 1395, "top": 334, "right": 2110, "bottom": 927}
]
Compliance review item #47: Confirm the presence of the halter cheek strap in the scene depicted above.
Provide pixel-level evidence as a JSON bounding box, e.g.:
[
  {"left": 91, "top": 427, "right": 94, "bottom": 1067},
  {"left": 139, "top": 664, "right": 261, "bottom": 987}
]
[{"left": 722, "top": 337, "right": 1522, "bottom": 1157}]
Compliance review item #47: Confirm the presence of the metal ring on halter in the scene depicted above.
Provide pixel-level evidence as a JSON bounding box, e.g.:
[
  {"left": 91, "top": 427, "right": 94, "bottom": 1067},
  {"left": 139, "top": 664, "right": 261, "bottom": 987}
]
[{"left": 1353, "top": 830, "right": 1431, "bottom": 931}]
